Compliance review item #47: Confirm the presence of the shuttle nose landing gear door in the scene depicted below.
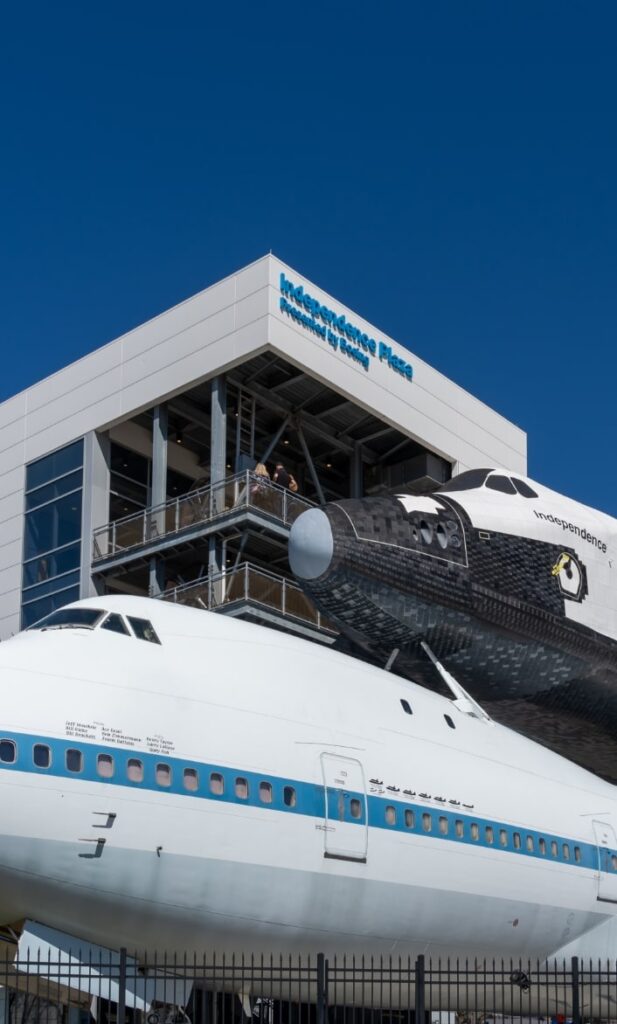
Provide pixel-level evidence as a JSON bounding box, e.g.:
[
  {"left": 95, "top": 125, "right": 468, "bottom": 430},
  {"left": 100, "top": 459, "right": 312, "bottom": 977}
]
[
  {"left": 321, "top": 753, "right": 368, "bottom": 863},
  {"left": 592, "top": 821, "right": 617, "bottom": 902}
]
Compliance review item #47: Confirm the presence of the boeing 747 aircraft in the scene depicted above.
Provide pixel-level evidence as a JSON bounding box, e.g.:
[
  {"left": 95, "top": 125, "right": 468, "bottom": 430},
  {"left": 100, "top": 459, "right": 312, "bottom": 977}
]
[{"left": 0, "top": 593, "right": 617, "bottom": 993}]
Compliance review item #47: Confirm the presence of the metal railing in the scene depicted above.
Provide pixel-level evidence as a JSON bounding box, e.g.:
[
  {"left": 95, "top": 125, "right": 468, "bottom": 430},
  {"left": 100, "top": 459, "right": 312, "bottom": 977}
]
[
  {"left": 0, "top": 951, "right": 615, "bottom": 1021},
  {"left": 92, "top": 472, "right": 314, "bottom": 562},
  {"left": 162, "top": 562, "right": 337, "bottom": 635}
]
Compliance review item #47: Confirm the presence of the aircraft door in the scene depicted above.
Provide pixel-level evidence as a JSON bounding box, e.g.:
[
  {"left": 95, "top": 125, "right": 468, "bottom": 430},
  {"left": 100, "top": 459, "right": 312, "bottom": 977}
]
[
  {"left": 321, "top": 753, "right": 368, "bottom": 863},
  {"left": 592, "top": 821, "right": 617, "bottom": 902}
]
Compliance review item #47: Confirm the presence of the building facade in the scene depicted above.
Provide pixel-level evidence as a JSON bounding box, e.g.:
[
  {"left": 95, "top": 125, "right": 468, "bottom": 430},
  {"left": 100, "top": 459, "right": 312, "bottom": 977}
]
[{"left": 0, "top": 255, "right": 527, "bottom": 641}]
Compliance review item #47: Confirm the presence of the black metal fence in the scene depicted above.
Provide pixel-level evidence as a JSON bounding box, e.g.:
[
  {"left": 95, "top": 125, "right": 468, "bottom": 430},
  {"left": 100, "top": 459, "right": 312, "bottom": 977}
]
[{"left": 1, "top": 952, "right": 616, "bottom": 1024}]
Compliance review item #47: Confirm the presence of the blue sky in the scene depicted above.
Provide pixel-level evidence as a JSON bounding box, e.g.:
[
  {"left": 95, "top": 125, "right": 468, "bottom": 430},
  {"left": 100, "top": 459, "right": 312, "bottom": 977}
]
[{"left": 1, "top": 2, "right": 615, "bottom": 512}]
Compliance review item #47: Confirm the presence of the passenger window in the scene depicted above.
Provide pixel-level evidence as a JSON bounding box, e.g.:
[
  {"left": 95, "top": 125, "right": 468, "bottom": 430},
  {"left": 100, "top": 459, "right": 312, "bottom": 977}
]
[
  {"left": 127, "top": 617, "right": 161, "bottom": 644},
  {"left": 97, "top": 753, "right": 114, "bottom": 779},
  {"left": 259, "top": 781, "right": 273, "bottom": 804},
  {"left": 405, "top": 809, "right": 415, "bottom": 828},
  {"left": 127, "top": 758, "right": 143, "bottom": 783},
  {"left": 156, "top": 763, "right": 171, "bottom": 787},
  {"left": 422, "top": 813, "right": 432, "bottom": 832},
  {"left": 350, "top": 798, "right": 362, "bottom": 819},
  {"left": 551, "top": 840, "right": 558, "bottom": 857},
  {"left": 439, "top": 817, "right": 448, "bottom": 836},
  {"left": 385, "top": 805, "right": 396, "bottom": 825},
  {"left": 184, "top": 768, "right": 199, "bottom": 792},
  {"left": 611, "top": 855, "right": 617, "bottom": 872},
  {"left": 574, "top": 846, "right": 581, "bottom": 863},
  {"left": 210, "top": 772, "right": 224, "bottom": 795},
  {"left": 400, "top": 699, "right": 413, "bottom": 715},
  {"left": 486, "top": 826, "right": 494, "bottom": 844},
  {"left": 486, "top": 475, "right": 517, "bottom": 495},
  {"left": 33, "top": 743, "right": 50, "bottom": 768},
  {"left": 444, "top": 715, "right": 455, "bottom": 729},
  {"left": 563, "top": 844, "right": 570, "bottom": 861},
  {"left": 235, "top": 777, "right": 249, "bottom": 799},
  {"left": 499, "top": 829, "right": 508, "bottom": 847},
  {"left": 66, "top": 748, "right": 82, "bottom": 773},
  {"left": 512, "top": 478, "right": 538, "bottom": 499},
  {"left": 526, "top": 835, "right": 534, "bottom": 852},
  {"left": 0, "top": 740, "right": 16, "bottom": 764},
  {"left": 101, "top": 613, "right": 129, "bottom": 635},
  {"left": 455, "top": 820, "right": 464, "bottom": 838},
  {"left": 283, "top": 785, "right": 296, "bottom": 807},
  {"left": 539, "top": 838, "right": 547, "bottom": 855},
  {"left": 513, "top": 832, "right": 521, "bottom": 849},
  {"left": 471, "top": 823, "right": 479, "bottom": 841}
]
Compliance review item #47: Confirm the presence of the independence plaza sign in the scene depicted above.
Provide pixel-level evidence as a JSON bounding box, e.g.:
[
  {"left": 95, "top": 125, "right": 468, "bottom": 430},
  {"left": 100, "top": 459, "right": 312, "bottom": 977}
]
[{"left": 279, "top": 274, "right": 413, "bottom": 382}]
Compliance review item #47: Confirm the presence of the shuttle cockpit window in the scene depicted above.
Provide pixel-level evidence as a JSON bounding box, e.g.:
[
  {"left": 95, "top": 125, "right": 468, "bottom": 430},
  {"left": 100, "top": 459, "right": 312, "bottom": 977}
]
[
  {"left": 485, "top": 475, "right": 517, "bottom": 495},
  {"left": 128, "top": 616, "right": 161, "bottom": 644},
  {"left": 511, "top": 478, "right": 538, "bottom": 499},
  {"left": 438, "top": 469, "right": 492, "bottom": 493},
  {"left": 30, "top": 607, "right": 105, "bottom": 631},
  {"left": 101, "top": 613, "right": 130, "bottom": 635}
]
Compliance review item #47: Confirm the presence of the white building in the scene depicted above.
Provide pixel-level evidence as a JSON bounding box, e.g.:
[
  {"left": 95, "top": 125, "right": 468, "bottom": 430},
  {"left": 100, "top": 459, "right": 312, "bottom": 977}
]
[{"left": 0, "top": 255, "right": 527, "bottom": 641}]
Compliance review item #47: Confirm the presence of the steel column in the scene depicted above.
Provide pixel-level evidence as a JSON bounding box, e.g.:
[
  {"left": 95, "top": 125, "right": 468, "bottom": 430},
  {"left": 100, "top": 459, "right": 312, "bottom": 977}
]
[{"left": 149, "top": 404, "right": 168, "bottom": 596}]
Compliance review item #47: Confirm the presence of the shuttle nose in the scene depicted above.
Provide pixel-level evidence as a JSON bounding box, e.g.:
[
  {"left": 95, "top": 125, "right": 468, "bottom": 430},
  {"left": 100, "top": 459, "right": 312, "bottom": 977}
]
[{"left": 289, "top": 508, "right": 334, "bottom": 580}]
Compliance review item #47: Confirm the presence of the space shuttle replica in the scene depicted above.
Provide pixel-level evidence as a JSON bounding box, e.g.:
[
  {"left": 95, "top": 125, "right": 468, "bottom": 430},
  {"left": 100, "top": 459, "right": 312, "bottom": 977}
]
[{"left": 289, "top": 468, "right": 617, "bottom": 780}]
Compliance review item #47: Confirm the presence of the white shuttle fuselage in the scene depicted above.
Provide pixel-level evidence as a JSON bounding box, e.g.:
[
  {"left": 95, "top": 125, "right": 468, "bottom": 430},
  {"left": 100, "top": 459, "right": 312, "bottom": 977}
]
[{"left": 1, "top": 595, "right": 617, "bottom": 963}]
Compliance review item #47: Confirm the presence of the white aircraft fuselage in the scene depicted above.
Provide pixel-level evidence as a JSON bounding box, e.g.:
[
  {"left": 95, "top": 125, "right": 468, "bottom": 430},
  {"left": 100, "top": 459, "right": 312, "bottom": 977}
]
[{"left": 1, "top": 595, "right": 617, "bottom": 964}]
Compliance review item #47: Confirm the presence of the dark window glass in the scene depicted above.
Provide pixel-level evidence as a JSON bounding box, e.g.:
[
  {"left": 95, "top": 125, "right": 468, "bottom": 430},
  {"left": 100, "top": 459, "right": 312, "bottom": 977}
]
[
  {"left": 422, "top": 813, "right": 432, "bottom": 832},
  {"left": 210, "top": 772, "right": 224, "bottom": 795},
  {"left": 486, "top": 826, "right": 494, "bottom": 844},
  {"left": 470, "top": 823, "right": 479, "bottom": 840},
  {"left": 183, "top": 768, "right": 199, "bottom": 791},
  {"left": 439, "top": 469, "right": 492, "bottom": 493},
  {"left": 235, "top": 777, "right": 249, "bottom": 799},
  {"left": 485, "top": 475, "right": 517, "bottom": 495},
  {"left": 26, "top": 440, "right": 83, "bottom": 492},
  {"left": 283, "top": 785, "right": 296, "bottom": 807},
  {"left": 33, "top": 744, "right": 50, "bottom": 768},
  {"left": 24, "top": 491, "right": 83, "bottom": 561},
  {"left": 0, "top": 740, "right": 16, "bottom": 763},
  {"left": 167, "top": 467, "right": 194, "bottom": 498},
  {"left": 440, "top": 817, "right": 449, "bottom": 835},
  {"left": 22, "top": 587, "right": 81, "bottom": 628},
  {"left": 514, "top": 832, "right": 522, "bottom": 850},
  {"left": 23, "top": 543, "right": 81, "bottom": 589},
  {"left": 22, "top": 569, "right": 80, "bottom": 603},
  {"left": 456, "top": 820, "right": 464, "bottom": 838},
  {"left": 539, "top": 838, "right": 546, "bottom": 855},
  {"left": 405, "top": 809, "right": 415, "bottom": 828},
  {"left": 500, "top": 829, "right": 508, "bottom": 847},
  {"left": 400, "top": 699, "right": 412, "bottom": 715},
  {"left": 66, "top": 748, "right": 83, "bottom": 772},
  {"left": 512, "top": 478, "right": 539, "bottom": 499},
  {"left": 350, "top": 798, "right": 362, "bottom": 819},
  {"left": 156, "top": 763, "right": 171, "bottom": 787},
  {"left": 574, "top": 846, "right": 581, "bottom": 863},
  {"left": 444, "top": 714, "right": 455, "bottom": 729},
  {"left": 26, "top": 471, "right": 83, "bottom": 512},
  {"left": 128, "top": 617, "right": 161, "bottom": 644},
  {"left": 563, "top": 843, "right": 570, "bottom": 861},
  {"left": 259, "top": 781, "right": 273, "bottom": 804},
  {"left": 110, "top": 443, "right": 149, "bottom": 486},
  {"left": 30, "top": 607, "right": 104, "bottom": 630},
  {"left": 551, "top": 840, "right": 558, "bottom": 857},
  {"left": 101, "top": 614, "right": 130, "bottom": 635}
]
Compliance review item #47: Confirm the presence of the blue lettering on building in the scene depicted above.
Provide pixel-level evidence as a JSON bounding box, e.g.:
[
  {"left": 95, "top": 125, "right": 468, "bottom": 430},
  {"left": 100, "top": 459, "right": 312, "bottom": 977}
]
[{"left": 279, "top": 273, "right": 413, "bottom": 382}]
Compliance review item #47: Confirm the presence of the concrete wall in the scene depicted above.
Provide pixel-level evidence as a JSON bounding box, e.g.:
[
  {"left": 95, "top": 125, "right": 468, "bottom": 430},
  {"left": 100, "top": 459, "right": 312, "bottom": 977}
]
[{"left": 0, "top": 255, "right": 526, "bottom": 639}]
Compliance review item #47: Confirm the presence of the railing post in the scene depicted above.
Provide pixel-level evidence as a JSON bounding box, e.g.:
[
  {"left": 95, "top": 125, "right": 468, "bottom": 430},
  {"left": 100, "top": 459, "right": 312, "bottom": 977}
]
[
  {"left": 244, "top": 561, "right": 249, "bottom": 599},
  {"left": 282, "top": 577, "right": 286, "bottom": 616},
  {"left": 316, "top": 952, "right": 328, "bottom": 1024},
  {"left": 415, "top": 954, "right": 425, "bottom": 1023},
  {"left": 283, "top": 487, "right": 288, "bottom": 524},
  {"left": 571, "top": 956, "right": 581, "bottom": 1024},
  {"left": 175, "top": 497, "right": 179, "bottom": 533},
  {"left": 112, "top": 521, "right": 117, "bottom": 556},
  {"left": 117, "top": 947, "right": 127, "bottom": 1024}
]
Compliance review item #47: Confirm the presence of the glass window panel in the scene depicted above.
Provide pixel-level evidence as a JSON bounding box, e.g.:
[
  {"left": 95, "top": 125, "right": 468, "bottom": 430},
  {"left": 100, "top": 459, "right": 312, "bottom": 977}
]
[
  {"left": 350, "top": 798, "right": 362, "bottom": 819},
  {"left": 26, "top": 440, "right": 83, "bottom": 492},
  {"left": 21, "top": 570, "right": 80, "bottom": 603},
  {"left": 210, "top": 772, "right": 224, "bottom": 795},
  {"left": 66, "top": 748, "right": 83, "bottom": 773},
  {"left": 439, "top": 469, "right": 492, "bottom": 493},
  {"left": 456, "top": 820, "right": 464, "bottom": 838},
  {"left": 101, "top": 614, "right": 130, "bottom": 635},
  {"left": 110, "top": 444, "right": 149, "bottom": 486},
  {"left": 385, "top": 805, "right": 396, "bottom": 825},
  {"left": 26, "top": 471, "right": 83, "bottom": 511},
  {"left": 24, "top": 491, "right": 82, "bottom": 561},
  {"left": 259, "top": 781, "right": 273, "bottom": 804},
  {"left": 110, "top": 473, "right": 148, "bottom": 514},
  {"left": 127, "top": 758, "right": 143, "bottom": 782},
  {"left": 23, "top": 545, "right": 81, "bottom": 588},
  {"left": 283, "top": 785, "right": 296, "bottom": 807},
  {"left": 128, "top": 617, "right": 161, "bottom": 644},
  {"left": 21, "top": 586, "right": 81, "bottom": 629},
  {"left": 440, "top": 817, "right": 449, "bottom": 835},
  {"left": 235, "top": 777, "right": 249, "bottom": 799},
  {"left": 167, "top": 467, "right": 194, "bottom": 498},
  {"left": 33, "top": 744, "right": 51, "bottom": 768},
  {"left": 405, "top": 810, "right": 415, "bottom": 828},
  {"left": 183, "top": 768, "right": 199, "bottom": 791},
  {"left": 156, "top": 763, "right": 171, "bottom": 787},
  {"left": 512, "top": 478, "right": 538, "bottom": 499},
  {"left": 97, "top": 754, "right": 114, "bottom": 778},
  {"left": 485, "top": 475, "right": 517, "bottom": 495},
  {"left": 422, "top": 813, "right": 432, "bottom": 832},
  {"left": 0, "top": 740, "right": 16, "bottom": 763}
]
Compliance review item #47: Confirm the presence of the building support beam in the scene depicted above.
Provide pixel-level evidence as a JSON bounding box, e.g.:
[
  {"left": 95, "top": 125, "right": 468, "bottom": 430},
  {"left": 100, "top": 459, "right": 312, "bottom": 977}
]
[
  {"left": 209, "top": 376, "right": 227, "bottom": 576},
  {"left": 350, "top": 443, "right": 363, "bottom": 499},
  {"left": 149, "top": 404, "right": 168, "bottom": 596},
  {"left": 81, "top": 431, "right": 111, "bottom": 598},
  {"left": 260, "top": 415, "right": 291, "bottom": 465},
  {"left": 297, "top": 424, "right": 326, "bottom": 505}
]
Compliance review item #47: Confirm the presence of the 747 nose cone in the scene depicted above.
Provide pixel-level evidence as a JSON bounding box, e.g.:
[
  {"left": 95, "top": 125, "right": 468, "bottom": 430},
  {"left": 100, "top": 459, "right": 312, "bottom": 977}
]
[{"left": 289, "top": 508, "right": 333, "bottom": 580}]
